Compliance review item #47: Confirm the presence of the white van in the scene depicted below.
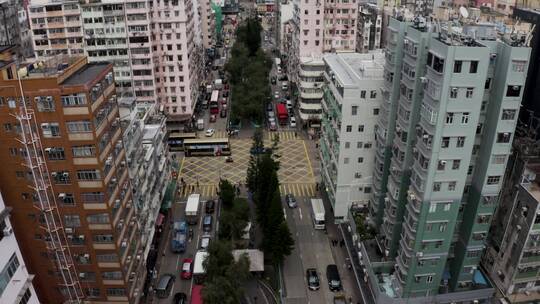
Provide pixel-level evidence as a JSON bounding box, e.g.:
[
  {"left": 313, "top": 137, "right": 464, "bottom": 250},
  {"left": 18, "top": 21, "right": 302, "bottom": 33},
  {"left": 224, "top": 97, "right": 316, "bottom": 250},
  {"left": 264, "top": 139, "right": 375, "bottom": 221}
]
[
  {"left": 286, "top": 100, "right": 293, "bottom": 110},
  {"left": 281, "top": 81, "right": 288, "bottom": 90}
]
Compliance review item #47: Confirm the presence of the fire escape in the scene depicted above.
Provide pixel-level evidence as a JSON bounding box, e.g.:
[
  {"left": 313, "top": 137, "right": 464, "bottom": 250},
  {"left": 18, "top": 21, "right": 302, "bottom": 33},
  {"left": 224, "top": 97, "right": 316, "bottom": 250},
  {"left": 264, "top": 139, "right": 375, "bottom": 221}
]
[{"left": 14, "top": 95, "right": 84, "bottom": 303}]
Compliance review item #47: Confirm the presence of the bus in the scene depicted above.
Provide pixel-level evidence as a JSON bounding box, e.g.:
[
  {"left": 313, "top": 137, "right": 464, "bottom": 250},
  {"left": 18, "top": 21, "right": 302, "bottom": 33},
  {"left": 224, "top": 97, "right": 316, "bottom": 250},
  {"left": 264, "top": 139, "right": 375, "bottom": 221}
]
[
  {"left": 311, "top": 199, "right": 325, "bottom": 230},
  {"left": 168, "top": 132, "right": 197, "bottom": 151},
  {"left": 183, "top": 138, "right": 231, "bottom": 157},
  {"left": 210, "top": 90, "right": 220, "bottom": 114}
]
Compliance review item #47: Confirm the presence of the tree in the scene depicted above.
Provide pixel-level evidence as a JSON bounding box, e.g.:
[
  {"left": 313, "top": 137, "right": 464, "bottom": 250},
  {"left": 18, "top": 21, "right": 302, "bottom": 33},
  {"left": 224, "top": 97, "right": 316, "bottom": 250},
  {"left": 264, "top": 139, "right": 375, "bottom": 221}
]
[
  {"left": 246, "top": 128, "right": 263, "bottom": 191},
  {"left": 219, "top": 179, "right": 235, "bottom": 210},
  {"left": 219, "top": 198, "right": 249, "bottom": 244},
  {"left": 245, "top": 18, "right": 262, "bottom": 56},
  {"left": 271, "top": 222, "right": 295, "bottom": 264}
]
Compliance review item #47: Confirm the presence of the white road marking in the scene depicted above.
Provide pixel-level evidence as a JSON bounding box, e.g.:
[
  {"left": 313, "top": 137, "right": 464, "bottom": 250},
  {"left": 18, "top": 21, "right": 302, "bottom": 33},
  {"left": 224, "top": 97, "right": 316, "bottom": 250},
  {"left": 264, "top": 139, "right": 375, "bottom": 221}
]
[
  {"left": 299, "top": 207, "right": 303, "bottom": 220},
  {"left": 176, "top": 253, "right": 181, "bottom": 269},
  {"left": 283, "top": 208, "right": 287, "bottom": 219}
]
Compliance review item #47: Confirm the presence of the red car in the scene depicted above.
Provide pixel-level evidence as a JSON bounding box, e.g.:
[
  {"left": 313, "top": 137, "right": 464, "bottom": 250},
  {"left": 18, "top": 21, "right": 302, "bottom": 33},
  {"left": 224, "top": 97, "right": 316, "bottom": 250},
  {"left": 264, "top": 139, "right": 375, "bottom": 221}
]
[{"left": 181, "top": 258, "right": 193, "bottom": 279}]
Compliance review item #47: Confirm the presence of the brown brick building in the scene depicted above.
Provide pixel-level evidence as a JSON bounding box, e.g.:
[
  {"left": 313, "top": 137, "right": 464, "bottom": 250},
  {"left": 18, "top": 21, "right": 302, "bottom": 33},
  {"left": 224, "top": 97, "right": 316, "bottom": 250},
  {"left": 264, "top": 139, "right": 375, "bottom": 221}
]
[{"left": 0, "top": 46, "right": 145, "bottom": 303}]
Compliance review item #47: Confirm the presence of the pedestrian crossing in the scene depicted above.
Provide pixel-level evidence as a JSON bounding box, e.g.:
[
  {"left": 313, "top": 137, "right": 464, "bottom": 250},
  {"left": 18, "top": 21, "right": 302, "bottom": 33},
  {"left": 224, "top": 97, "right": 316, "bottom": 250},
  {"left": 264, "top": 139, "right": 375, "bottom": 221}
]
[
  {"left": 197, "top": 131, "right": 229, "bottom": 138},
  {"left": 178, "top": 184, "right": 219, "bottom": 198},
  {"left": 265, "top": 131, "right": 300, "bottom": 141},
  {"left": 279, "top": 183, "right": 318, "bottom": 197}
]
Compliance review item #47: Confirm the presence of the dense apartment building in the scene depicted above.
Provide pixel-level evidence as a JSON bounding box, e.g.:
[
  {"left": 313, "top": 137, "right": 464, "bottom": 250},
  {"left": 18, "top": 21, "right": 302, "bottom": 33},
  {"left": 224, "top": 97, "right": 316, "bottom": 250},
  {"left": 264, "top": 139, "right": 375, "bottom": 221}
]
[
  {"left": 0, "top": 192, "right": 39, "bottom": 304},
  {"left": 0, "top": 48, "right": 146, "bottom": 303},
  {"left": 0, "top": 0, "right": 34, "bottom": 58},
  {"left": 27, "top": 0, "right": 204, "bottom": 122},
  {"left": 286, "top": 0, "right": 358, "bottom": 128},
  {"left": 198, "top": 0, "right": 215, "bottom": 49},
  {"left": 320, "top": 51, "right": 384, "bottom": 221},
  {"left": 356, "top": 3, "right": 382, "bottom": 54},
  {"left": 362, "top": 17, "right": 531, "bottom": 303}
]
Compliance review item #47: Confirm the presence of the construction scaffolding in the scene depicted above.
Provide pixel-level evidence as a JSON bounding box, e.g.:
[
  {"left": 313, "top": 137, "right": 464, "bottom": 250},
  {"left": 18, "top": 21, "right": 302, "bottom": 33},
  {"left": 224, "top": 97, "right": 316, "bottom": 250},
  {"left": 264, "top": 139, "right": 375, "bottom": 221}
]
[{"left": 13, "top": 81, "right": 84, "bottom": 303}]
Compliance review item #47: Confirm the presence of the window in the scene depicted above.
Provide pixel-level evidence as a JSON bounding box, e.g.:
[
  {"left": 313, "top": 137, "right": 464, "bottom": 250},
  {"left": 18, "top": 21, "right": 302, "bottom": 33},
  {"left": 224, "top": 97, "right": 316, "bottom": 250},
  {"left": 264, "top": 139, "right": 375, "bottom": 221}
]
[
  {"left": 427, "top": 275, "right": 434, "bottom": 283},
  {"left": 501, "top": 109, "right": 517, "bottom": 120},
  {"left": 96, "top": 254, "right": 119, "bottom": 263},
  {"left": 351, "top": 105, "right": 358, "bottom": 115},
  {"left": 358, "top": 157, "right": 363, "bottom": 163},
  {"left": 457, "top": 137, "right": 465, "bottom": 147},
  {"left": 429, "top": 203, "right": 437, "bottom": 213},
  {"left": 106, "top": 288, "right": 126, "bottom": 296},
  {"left": 441, "top": 137, "right": 450, "bottom": 148},
  {"left": 444, "top": 203, "right": 451, "bottom": 211},
  {"left": 437, "top": 160, "right": 446, "bottom": 171},
  {"left": 3, "top": 123, "right": 12, "bottom": 131},
  {"left": 344, "top": 142, "right": 350, "bottom": 149},
  {"left": 360, "top": 90, "right": 366, "bottom": 98},
  {"left": 466, "top": 88, "right": 473, "bottom": 98},
  {"left": 433, "top": 182, "right": 441, "bottom": 192},
  {"left": 52, "top": 171, "right": 71, "bottom": 184},
  {"left": 461, "top": 112, "right": 469, "bottom": 124},
  {"left": 64, "top": 215, "right": 81, "bottom": 227},
  {"left": 36, "top": 96, "right": 55, "bottom": 112},
  {"left": 344, "top": 157, "right": 349, "bottom": 164},
  {"left": 357, "top": 142, "right": 363, "bottom": 148},
  {"left": 485, "top": 78, "right": 491, "bottom": 89},
  {"left": 72, "top": 145, "right": 96, "bottom": 157},
  {"left": 77, "top": 170, "right": 101, "bottom": 181},
  {"left": 102, "top": 271, "right": 122, "bottom": 279},
  {"left": 0, "top": 254, "right": 20, "bottom": 295},
  {"left": 86, "top": 288, "right": 100, "bottom": 298},
  {"left": 445, "top": 113, "right": 454, "bottom": 124},
  {"left": 439, "top": 222, "right": 448, "bottom": 232},
  {"left": 450, "top": 87, "right": 458, "bottom": 98},
  {"left": 452, "top": 160, "right": 460, "bottom": 170},
  {"left": 66, "top": 120, "right": 92, "bottom": 133},
  {"left": 506, "top": 85, "right": 521, "bottom": 97},
  {"left": 491, "top": 155, "right": 506, "bottom": 164},
  {"left": 476, "top": 123, "right": 483, "bottom": 134},
  {"left": 512, "top": 60, "right": 527, "bottom": 72},
  {"left": 346, "top": 125, "right": 352, "bottom": 132},
  {"left": 370, "top": 90, "right": 377, "bottom": 98},
  {"left": 364, "top": 142, "right": 372, "bottom": 148},
  {"left": 46, "top": 147, "right": 65, "bottom": 160},
  {"left": 487, "top": 175, "right": 501, "bottom": 185},
  {"left": 496, "top": 132, "right": 511, "bottom": 143},
  {"left": 41, "top": 123, "right": 60, "bottom": 137},
  {"left": 364, "top": 187, "right": 372, "bottom": 193},
  {"left": 426, "top": 223, "right": 433, "bottom": 231},
  {"left": 454, "top": 60, "right": 462, "bottom": 73},
  {"left": 94, "top": 234, "right": 114, "bottom": 243},
  {"left": 469, "top": 61, "right": 478, "bottom": 73},
  {"left": 448, "top": 181, "right": 456, "bottom": 191},
  {"left": 18, "top": 288, "right": 32, "bottom": 304},
  {"left": 81, "top": 192, "right": 105, "bottom": 203},
  {"left": 358, "top": 125, "right": 364, "bottom": 132},
  {"left": 87, "top": 213, "right": 110, "bottom": 224},
  {"left": 9, "top": 148, "right": 17, "bottom": 156},
  {"left": 373, "top": 108, "right": 379, "bottom": 115}
]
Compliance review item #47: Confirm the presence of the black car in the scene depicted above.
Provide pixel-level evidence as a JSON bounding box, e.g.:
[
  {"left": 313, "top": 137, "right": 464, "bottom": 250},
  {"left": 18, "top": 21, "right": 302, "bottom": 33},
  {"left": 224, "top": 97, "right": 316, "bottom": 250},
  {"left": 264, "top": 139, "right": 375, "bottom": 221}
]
[
  {"left": 285, "top": 194, "right": 297, "bottom": 208},
  {"left": 250, "top": 147, "right": 272, "bottom": 155},
  {"left": 266, "top": 103, "right": 273, "bottom": 112},
  {"left": 173, "top": 292, "right": 187, "bottom": 304},
  {"left": 203, "top": 215, "right": 213, "bottom": 232},
  {"left": 306, "top": 268, "right": 320, "bottom": 291},
  {"left": 222, "top": 91, "right": 229, "bottom": 98},
  {"left": 326, "top": 264, "right": 342, "bottom": 292},
  {"left": 205, "top": 200, "right": 215, "bottom": 214}
]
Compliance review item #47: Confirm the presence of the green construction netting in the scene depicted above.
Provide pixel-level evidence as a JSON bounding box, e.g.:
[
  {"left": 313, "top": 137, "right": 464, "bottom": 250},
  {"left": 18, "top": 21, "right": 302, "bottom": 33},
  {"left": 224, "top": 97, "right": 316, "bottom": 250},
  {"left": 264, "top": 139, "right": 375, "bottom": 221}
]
[{"left": 211, "top": 1, "right": 222, "bottom": 41}]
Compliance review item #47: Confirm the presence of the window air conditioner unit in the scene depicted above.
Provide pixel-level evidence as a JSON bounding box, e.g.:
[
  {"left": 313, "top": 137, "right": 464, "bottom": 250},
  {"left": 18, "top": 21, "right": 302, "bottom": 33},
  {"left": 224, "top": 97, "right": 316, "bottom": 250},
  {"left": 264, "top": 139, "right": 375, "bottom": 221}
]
[
  {"left": 121, "top": 241, "right": 127, "bottom": 247},
  {"left": 65, "top": 227, "right": 73, "bottom": 233},
  {"left": 420, "top": 77, "right": 428, "bottom": 83},
  {"left": 78, "top": 235, "right": 85, "bottom": 240},
  {"left": 51, "top": 172, "right": 58, "bottom": 177},
  {"left": 83, "top": 254, "right": 90, "bottom": 259},
  {"left": 58, "top": 193, "right": 66, "bottom": 199},
  {"left": 46, "top": 96, "right": 53, "bottom": 102},
  {"left": 111, "top": 178, "right": 117, "bottom": 183},
  {"left": 34, "top": 96, "right": 41, "bottom": 103},
  {"left": 63, "top": 172, "right": 69, "bottom": 177},
  {"left": 423, "top": 134, "right": 429, "bottom": 138},
  {"left": 3, "top": 227, "right": 13, "bottom": 237},
  {"left": 440, "top": 160, "right": 447, "bottom": 165},
  {"left": 115, "top": 199, "right": 121, "bottom": 205},
  {"left": 45, "top": 147, "right": 52, "bottom": 153},
  {"left": 512, "top": 86, "right": 519, "bottom": 90}
]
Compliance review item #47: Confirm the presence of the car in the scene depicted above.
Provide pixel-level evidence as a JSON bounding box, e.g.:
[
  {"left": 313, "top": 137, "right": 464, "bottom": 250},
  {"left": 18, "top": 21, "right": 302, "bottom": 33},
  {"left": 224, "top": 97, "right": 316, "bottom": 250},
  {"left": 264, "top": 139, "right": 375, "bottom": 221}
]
[
  {"left": 209, "top": 115, "right": 217, "bottom": 122},
  {"left": 268, "top": 117, "right": 276, "bottom": 124},
  {"left": 285, "top": 194, "right": 297, "bottom": 208},
  {"left": 156, "top": 274, "right": 176, "bottom": 298},
  {"left": 268, "top": 111, "right": 275, "bottom": 118},
  {"left": 274, "top": 91, "right": 280, "bottom": 99},
  {"left": 173, "top": 292, "right": 187, "bottom": 304},
  {"left": 220, "top": 98, "right": 228, "bottom": 105},
  {"left": 203, "top": 215, "right": 213, "bottom": 232},
  {"left": 326, "top": 264, "right": 342, "bottom": 292},
  {"left": 220, "top": 109, "right": 227, "bottom": 118},
  {"left": 180, "top": 258, "right": 193, "bottom": 279},
  {"left": 205, "top": 200, "right": 215, "bottom": 214},
  {"left": 269, "top": 122, "right": 277, "bottom": 131},
  {"left": 290, "top": 117, "right": 297, "bottom": 128},
  {"left": 271, "top": 77, "right": 276, "bottom": 84},
  {"left": 200, "top": 235, "right": 211, "bottom": 250},
  {"left": 222, "top": 91, "right": 229, "bottom": 98},
  {"left": 266, "top": 103, "right": 273, "bottom": 112},
  {"left": 306, "top": 268, "right": 320, "bottom": 291},
  {"left": 205, "top": 128, "right": 215, "bottom": 137}
]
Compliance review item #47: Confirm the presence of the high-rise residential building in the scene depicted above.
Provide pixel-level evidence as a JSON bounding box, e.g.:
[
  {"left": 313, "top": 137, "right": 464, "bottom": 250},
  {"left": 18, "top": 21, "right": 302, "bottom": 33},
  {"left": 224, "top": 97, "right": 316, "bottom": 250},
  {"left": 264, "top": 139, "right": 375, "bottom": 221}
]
[
  {"left": 320, "top": 51, "right": 384, "bottom": 221},
  {"left": 27, "top": 0, "right": 205, "bottom": 122},
  {"left": 0, "top": 191, "right": 39, "bottom": 304},
  {"left": 287, "top": 0, "right": 358, "bottom": 129},
  {"left": 198, "top": 0, "right": 215, "bottom": 49},
  {"left": 362, "top": 17, "right": 530, "bottom": 303},
  {"left": 1, "top": 0, "right": 34, "bottom": 58},
  {"left": 0, "top": 48, "right": 146, "bottom": 303},
  {"left": 356, "top": 3, "right": 382, "bottom": 54}
]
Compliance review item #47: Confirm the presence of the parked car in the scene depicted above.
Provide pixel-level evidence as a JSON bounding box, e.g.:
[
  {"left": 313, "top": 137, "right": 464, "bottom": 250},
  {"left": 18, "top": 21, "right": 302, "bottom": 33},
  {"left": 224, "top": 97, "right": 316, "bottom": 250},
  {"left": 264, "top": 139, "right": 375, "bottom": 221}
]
[
  {"left": 285, "top": 194, "right": 297, "bottom": 208},
  {"left": 209, "top": 115, "right": 217, "bottom": 122},
  {"left": 290, "top": 116, "right": 296, "bottom": 128},
  {"left": 156, "top": 274, "right": 175, "bottom": 298},
  {"left": 173, "top": 292, "right": 187, "bottom": 304},
  {"left": 306, "top": 268, "right": 320, "bottom": 290},
  {"left": 268, "top": 117, "right": 276, "bottom": 124},
  {"left": 266, "top": 103, "right": 273, "bottom": 112},
  {"left": 203, "top": 215, "right": 213, "bottom": 232},
  {"left": 200, "top": 235, "right": 211, "bottom": 250},
  {"left": 269, "top": 121, "right": 277, "bottom": 131},
  {"left": 326, "top": 264, "right": 342, "bottom": 292},
  {"left": 268, "top": 111, "right": 275, "bottom": 119},
  {"left": 274, "top": 91, "right": 280, "bottom": 99},
  {"left": 181, "top": 258, "right": 193, "bottom": 279},
  {"left": 205, "top": 200, "right": 215, "bottom": 214},
  {"left": 222, "top": 91, "right": 229, "bottom": 98},
  {"left": 205, "top": 128, "right": 215, "bottom": 137}
]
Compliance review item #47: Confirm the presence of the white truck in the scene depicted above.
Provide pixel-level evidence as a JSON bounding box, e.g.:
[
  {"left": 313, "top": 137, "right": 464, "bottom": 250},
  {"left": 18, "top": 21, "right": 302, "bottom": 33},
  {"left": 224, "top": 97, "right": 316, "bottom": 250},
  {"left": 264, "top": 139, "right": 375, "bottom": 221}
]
[
  {"left": 311, "top": 199, "right": 326, "bottom": 230},
  {"left": 197, "top": 119, "right": 204, "bottom": 131},
  {"left": 185, "top": 194, "right": 200, "bottom": 225},
  {"left": 214, "top": 78, "right": 223, "bottom": 90}
]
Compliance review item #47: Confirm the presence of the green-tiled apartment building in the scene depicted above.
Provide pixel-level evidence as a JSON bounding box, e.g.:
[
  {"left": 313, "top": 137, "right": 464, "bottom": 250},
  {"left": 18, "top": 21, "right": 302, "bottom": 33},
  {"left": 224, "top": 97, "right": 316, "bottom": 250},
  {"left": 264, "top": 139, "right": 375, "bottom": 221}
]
[{"left": 363, "top": 16, "right": 531, "bottom": 303}]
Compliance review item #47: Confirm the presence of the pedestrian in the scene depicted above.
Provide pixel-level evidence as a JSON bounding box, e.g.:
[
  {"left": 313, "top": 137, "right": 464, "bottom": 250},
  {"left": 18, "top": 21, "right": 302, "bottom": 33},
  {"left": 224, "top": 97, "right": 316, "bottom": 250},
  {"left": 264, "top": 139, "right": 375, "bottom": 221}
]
[{"left": 340, "top": 239, "right": 345, "bottom": 247}]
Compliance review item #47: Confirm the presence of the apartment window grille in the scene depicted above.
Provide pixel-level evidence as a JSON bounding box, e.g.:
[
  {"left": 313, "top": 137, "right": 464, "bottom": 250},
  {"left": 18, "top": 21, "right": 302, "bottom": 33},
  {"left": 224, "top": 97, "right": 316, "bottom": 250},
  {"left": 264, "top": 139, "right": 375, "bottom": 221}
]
[
  {"left": 448, "top": 181, "right": 456, "bottom": 191},
  {"left": 450, "top": 87, "right": 458, "bottom": 98},
  {"left": 36, "top": 96, "right": 55, "bottom": 112},
  {"left": 454, "top": 60, "right": 462, "bottom": 73},
  {"left": 63, "top": 215, "right": 81, "bottom": 227},
  {"left": 360, "top": 90, "right": 366, "bottom": 98},
  {"left": 52, "top": 171, "right": 71, "bottom": 184},
  {"left": 81, "top": 192, "right": 105, "bottom": 203},
  {"left": 72, "top": 145, "right": 96, "bottom": 157},
  {"left": 506, "top": 85, "right": 521, "bottom": 97},
  {"left": 96, "top": 254, "right": 119, "bottom": 263},
  {"left": 66, "top": 120, "right": 92, "bottom": 133},
  {"left": 466, "top": 88, "right": 474, "bottom": 98},
  {"left": 80, "top": 272, "right": 96, "bottom": 282},
  {"left": 93, "top": 234, "right": 114, "bottom": 243},
  {"left": 456, "top": 137, "right": 465, "bottom": 147},
  {"left": 461, "top": 112, "right": 469, "bottom": 124},
  {"left": 0, "top": 254, "right": 20, "bottom": 295},
  {"left": 441, "top": 137, "right": 450, "bottom": 148},
  {"left": 445, "top": 113, "right": 454, "bottom": 124},
  {"left": 41, "top": 122, "right": 60, "bottom": 137},
  {"left": 486, "top": 176, "right": 501, "bottom": 185},
  {"left": 106, "top": 288, "right": 126, "bottom": 296},
  {"left": 501, "top": 109, "right": 516, "bottom": 120},
  {"left": 433, "top": 182, "right": 441, "bottom": 192},
  {"left": 77, "top": 170, "right": 101, "bottom": 181},
  {"left": 491, "top": 155, "right": 506, "bottom": 164},
  {"left": 85, "top": 288, "right": 100, "bottom": 298},
  {"left": 87, "top": 213, "right": 110, "bottom": 224},
  {"left": 60, "top": 193, "right": 75, "bottom": 206},
  {"left": 469, "top": 61, "right": 478, "bottom": 73},
  {"left": 346, "top": 125, "right": 352, "bottom": 132},
  {"left": 370, "top": 90, "right": 377, "bottom": 98},
  {"left": 102, "top": 271, "right": 122, "bottom": 280},
  {"left": 358, "top": 125, "right": 364, "bottom": 132},
  {"left": 46, "top": 147, "right": 65, "bottom": 160},
  {"left": 351, "top": 105, "right": 358, "bottom": 116},
  {"left": 496, "top": 132, "right": 512, "bottom": 143},
  {"left": 512, "top": 60, "right": 527, "bottom": 72},
  {"left": 18, "top": 288, "right": 32, "bottom": 304}
]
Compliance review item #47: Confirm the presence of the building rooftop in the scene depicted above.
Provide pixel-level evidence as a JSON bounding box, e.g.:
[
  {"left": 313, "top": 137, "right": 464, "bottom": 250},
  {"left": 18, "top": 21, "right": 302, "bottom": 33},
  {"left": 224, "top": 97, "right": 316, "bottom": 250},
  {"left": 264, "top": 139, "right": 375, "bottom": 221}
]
[
  {"left": 62, "top": 62, "right": 111, "bottom": 86},
  {"left": 324, "top": 51, "right": 384, "bottom": 87}
]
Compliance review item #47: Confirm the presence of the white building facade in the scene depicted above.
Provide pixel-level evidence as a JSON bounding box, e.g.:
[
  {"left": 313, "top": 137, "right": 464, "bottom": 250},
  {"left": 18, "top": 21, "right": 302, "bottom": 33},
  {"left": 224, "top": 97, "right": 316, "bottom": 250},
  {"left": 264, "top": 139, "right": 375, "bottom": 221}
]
[
  {"left": 320, "top": 51, "right": 384, "bottom": 220},
  {"left": 0, "top": 192, "right": 39, "bottom": 304}
]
